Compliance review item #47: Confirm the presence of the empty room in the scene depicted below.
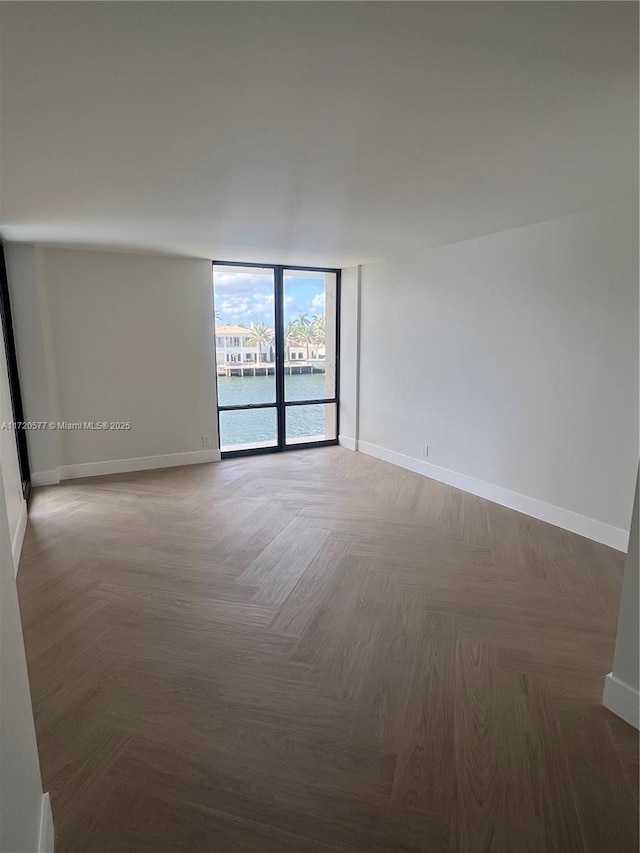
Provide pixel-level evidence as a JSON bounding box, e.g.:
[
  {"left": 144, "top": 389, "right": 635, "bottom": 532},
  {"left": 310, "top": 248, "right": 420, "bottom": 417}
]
[{"left": 0, "top": 2, "right": 638, "bottom": 852}]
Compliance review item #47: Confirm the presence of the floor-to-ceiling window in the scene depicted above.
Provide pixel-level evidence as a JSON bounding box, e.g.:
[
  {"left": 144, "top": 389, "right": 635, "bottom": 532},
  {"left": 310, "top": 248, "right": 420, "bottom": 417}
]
[{"left": 213, "top": 262, "right": 339, "bottom": 456}]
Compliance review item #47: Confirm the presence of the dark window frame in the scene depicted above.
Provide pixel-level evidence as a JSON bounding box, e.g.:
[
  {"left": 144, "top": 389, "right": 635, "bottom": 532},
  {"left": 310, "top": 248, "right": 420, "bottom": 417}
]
[
  {"left": 0, "top": 241, "right": 31, "bottom": 501},
  {"left": 213, "top": 261, "right": 341, "bottom": 458}
]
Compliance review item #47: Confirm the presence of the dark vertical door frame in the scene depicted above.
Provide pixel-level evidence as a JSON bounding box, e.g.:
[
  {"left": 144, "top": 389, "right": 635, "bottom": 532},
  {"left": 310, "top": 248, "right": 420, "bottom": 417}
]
[
  {"left": 213, "top": 261, "right": 341, "bottom": 458},
  {"left": 0, "top": 242, "right": 31, "bottom": 501},
  {"left": 273, "top": 266, "right": 287, "bottom": 450}
]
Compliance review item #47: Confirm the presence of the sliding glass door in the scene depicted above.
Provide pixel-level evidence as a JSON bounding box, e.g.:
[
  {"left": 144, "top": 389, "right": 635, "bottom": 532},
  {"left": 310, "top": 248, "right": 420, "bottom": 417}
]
[{"left": 213, "top": 263, "right": 339, "bottom": 456}]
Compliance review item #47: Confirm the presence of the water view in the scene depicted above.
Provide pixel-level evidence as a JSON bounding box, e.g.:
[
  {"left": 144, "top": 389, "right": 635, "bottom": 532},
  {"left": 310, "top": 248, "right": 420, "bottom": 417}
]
[
  {"left": 213, "top": 265, "right": 338, "bottom": 451},
  {"left": 218, "top": 374, "right": 328, "bottom": 447},
  {"left": 218, "top": 372, "right": 327, "bottom": 407}
]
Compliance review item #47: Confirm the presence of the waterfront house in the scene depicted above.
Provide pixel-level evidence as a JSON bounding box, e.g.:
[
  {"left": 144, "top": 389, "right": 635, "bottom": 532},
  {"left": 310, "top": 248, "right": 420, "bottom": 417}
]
[
  {"left": 214, "top": 324, "right": 274, "bottom": 365},
  {"left": 215, "top": 324, "right": 325, "bottom": 366}
]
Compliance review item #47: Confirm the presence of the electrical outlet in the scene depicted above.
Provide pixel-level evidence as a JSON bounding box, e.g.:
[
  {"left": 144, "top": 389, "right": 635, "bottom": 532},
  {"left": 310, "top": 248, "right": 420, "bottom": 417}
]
[
  {"left": 202, "top": 435, "right": 211, "bottom": 447},
  {"left": 422, "top": 444, "right": 429, "bottom": 458}
]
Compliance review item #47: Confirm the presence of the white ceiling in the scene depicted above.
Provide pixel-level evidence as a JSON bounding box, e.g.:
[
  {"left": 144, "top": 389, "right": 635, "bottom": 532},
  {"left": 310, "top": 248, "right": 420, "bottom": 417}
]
[{"left": 0, "top": 2, "right": 637, "bottom": 268}]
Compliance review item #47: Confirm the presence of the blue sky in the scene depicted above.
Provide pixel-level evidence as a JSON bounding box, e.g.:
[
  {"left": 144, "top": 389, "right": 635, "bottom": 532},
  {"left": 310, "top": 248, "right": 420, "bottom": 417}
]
[{"left": 213, "top": 270, "right": 326, "bottom": 327}]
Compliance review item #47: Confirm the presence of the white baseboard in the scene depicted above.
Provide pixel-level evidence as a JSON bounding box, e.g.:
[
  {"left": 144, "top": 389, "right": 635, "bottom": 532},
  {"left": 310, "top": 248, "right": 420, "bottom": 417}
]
[
  {"left": 603, "top": 673, "right": 640, "bottom": 729},
  {"left": 357, "top": 441, "right": 629, "bottom": 552},
  {"left": 12, "top": 499, "right": 28, "bottom": 576},
  {"left": 58, "top": 449, "right": 221, "bottom": 481},
  {"left": 38, "top": 792, "right": 54, "bottom": 853},
  {"left": 32, "top": 469, "right": 61, "bottom": 487},
  {"left": 338, "top": 435, "right": 358, "bottom": 452}
]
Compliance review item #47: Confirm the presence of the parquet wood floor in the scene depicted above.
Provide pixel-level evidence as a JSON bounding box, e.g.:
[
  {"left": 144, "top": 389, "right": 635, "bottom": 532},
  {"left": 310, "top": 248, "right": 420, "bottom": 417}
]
[{"left": 16, "top": 447, "right": 639, "bottom": 852}]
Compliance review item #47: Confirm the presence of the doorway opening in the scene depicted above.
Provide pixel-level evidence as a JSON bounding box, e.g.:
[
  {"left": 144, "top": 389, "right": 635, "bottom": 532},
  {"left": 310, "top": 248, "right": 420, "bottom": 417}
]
[{"left": 213, "top": 262, "right": 340, "bottom": 457}]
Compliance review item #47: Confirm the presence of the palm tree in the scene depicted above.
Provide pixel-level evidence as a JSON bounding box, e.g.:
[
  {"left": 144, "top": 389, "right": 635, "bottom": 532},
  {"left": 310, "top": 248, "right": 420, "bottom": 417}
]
[
  {"left": 311, "top": 314, "right": 326, "bottom": 346},
  {"left": 286, "top": 314, "right": 320, "bottom": 361},
  {"left": 246, "top": 323, "right": 273, "bottom": 364},
  {"left": 296, "top": 322, "right": 317, "bottom": 362},
  {"left": 285, "top": 320, "right": 299, "bottom": 361}
]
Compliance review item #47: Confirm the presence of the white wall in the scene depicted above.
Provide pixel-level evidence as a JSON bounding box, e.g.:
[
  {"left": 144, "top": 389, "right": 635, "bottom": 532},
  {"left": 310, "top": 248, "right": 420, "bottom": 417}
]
[
  {"left": 8, "top": 247, "right": 219, "bottom": 475},
  {"left": 5, "top": 245, "right": 58, "bottom": 480},
  {"left": 613, "top": 471, "right": 640, "bottom": 687},
  {"left": 0, "top": 363, "right": 46, "bottom": 849},
  {"left": 604, "top": 468, "right": 639, "bottom": 727},
  {"left": 0, "top": 324, "right": 26, "bottom": 554},
  {"left": 339, "top": 266, "right": 360, "bottom": 449},
  {"left": 356, "top": 203, "right": 638, "bottom": 540}
]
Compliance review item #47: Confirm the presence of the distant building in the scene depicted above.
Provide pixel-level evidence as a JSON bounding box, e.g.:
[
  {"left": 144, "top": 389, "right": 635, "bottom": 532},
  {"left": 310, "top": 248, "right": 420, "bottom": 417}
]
[
  {"left": 215, "top": 325, "right": 274, "bottom": 365},
  {"left": 215, "top": 324, "right": 325, "bottom": 365},
  {"left": 288, "top": 345, "right": 325, "bottom": 361}
]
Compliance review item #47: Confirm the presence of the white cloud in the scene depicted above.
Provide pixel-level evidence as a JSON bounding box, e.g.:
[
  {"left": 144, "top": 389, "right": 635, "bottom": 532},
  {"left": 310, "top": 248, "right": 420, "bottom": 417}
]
[
  {"left": 214, "top": 272, "right": 273, "bottom": 294},
  {"left": 311, "top": 292, "right": 326, "bottom": 310},
  {"left": 215, "top": 272, "right": 329, "bottom": 325},
  {"left": 215, "top": 274, "right": 276, "bottom": 322},
  {"left": 221, "top": 296, "right": 251, "bottom": 316}
]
